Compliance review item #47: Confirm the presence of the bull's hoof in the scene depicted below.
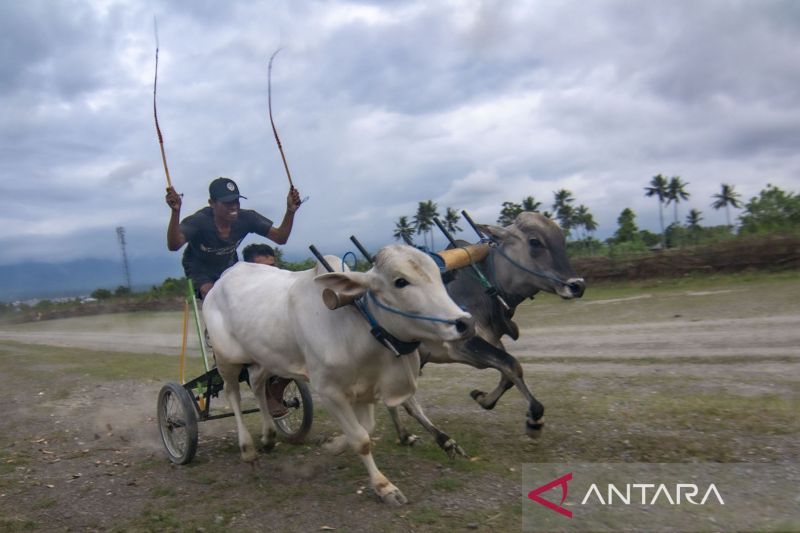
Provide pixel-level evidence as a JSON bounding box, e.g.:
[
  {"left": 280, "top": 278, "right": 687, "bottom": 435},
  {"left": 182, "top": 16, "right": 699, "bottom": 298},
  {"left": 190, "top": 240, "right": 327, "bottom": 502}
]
[
  {"left": 379, "top": 487, "right": 408, "bottom": 506},
  {"left": 526, "top": 417, "right": 545, "bottom": 439},
  {"left": 470, "top": 389, "right": 497, "bottom": 410},
  {"left": 441, "top": 438, "right": 468, "bottom": 459},
  {"left": 398, "top": 432, "right": 420, "bottom": 447},
  {"left": 261, "top": 429, "right": 277, "bottom": 452},
  {"left": 240, "top": 443, "right": 258, "bottom": 463}
]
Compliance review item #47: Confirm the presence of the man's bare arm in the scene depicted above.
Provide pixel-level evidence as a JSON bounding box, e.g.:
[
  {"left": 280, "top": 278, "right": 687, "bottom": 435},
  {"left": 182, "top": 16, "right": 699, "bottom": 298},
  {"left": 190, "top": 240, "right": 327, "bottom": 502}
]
[{"left": 267, "top": 187, "right": 301, "bottom": 245}]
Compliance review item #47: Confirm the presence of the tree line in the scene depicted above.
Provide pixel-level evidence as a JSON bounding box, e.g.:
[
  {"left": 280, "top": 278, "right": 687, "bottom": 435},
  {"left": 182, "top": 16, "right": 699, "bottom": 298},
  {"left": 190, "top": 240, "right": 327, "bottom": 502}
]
[
  {"left": 7, "top": 179, "right": 796, "bottom": 314},
  {"left": 392, "top": 202, "right": 464, "bottom": 249},
  {"left": 393, "top": 190, "right": 600, "bottom": 248},
  {"left": 393, "top": 179, "right": 800, "bottom": 255}
]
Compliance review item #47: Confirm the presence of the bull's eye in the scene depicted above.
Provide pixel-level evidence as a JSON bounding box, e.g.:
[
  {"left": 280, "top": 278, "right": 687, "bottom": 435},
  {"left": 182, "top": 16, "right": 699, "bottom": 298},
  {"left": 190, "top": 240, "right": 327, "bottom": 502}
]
[
  {"left": 394, "top": 278, "right": 410, "bottom": 288},
  {"left": 529, "top": 238, "right": 543, "bottom": 249}
]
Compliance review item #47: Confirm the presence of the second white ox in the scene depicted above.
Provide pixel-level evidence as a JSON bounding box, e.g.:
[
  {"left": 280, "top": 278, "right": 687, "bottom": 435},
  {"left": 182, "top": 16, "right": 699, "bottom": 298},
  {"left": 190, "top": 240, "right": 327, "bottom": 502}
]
[{"left": 203, "top": 244, "right": 473, "bottom": 505}]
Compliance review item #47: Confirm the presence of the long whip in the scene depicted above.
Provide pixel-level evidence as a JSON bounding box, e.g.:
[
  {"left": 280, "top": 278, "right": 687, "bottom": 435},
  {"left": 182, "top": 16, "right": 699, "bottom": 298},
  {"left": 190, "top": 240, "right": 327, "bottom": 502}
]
[
  {"left": 268, "top": 48, "right": 295, "bottom": 189},
  {"left": 153, "top": 16, "right": 173, "bottom": 189}
]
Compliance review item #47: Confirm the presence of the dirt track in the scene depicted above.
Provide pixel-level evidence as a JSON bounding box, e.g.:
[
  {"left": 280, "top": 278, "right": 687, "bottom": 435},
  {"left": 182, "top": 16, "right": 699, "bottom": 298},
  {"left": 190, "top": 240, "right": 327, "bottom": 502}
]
[
  {"left": 1, "top": 273, "right": 798, "bottom": 531},
  {"left": 2, "top": 304, "right": 798, "bottom": 364}
]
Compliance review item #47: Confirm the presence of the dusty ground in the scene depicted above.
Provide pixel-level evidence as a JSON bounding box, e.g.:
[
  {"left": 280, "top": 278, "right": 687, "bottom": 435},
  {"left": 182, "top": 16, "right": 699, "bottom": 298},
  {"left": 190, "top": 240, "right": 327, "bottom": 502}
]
[{"left": 0, "top": 272, "right": 798, "bottom": 532}]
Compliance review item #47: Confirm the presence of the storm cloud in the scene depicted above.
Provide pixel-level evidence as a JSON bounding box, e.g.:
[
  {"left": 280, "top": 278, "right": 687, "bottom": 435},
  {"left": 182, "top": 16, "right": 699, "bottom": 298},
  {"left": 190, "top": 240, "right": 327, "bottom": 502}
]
[{"left": 1, "top": 0, "right": 799, "bottom": 269}]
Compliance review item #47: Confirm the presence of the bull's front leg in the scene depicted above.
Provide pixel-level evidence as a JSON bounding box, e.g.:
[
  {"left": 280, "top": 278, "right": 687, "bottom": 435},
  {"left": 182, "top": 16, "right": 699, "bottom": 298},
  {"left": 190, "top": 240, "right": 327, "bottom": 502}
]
[
  {"left": 318, "top": 390, "right": 407, "bottom": 506},
  {"left": 401, "top": 395, "right": 467, "bottom": 459},
  {"left": 469, "top": 376, "right": 514, "bottom": 410},
  {"left": 458, "top": 337, "right": 545, "bottom": 438}
]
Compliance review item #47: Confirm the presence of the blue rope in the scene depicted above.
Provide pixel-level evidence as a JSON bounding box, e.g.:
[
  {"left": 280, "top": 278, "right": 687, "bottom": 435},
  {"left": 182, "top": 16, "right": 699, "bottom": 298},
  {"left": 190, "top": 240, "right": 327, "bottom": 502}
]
[
  {"left": 365, "top": 292, "right": 460, "bottom": 326},
  {"left": 491, "top": 245, "right": 568, "bottom": 286},
  {"left": 341, "top": 251, "right": 358, "bottom": 272},
  {"left": 356, "top": 299, "right": 379, "bottom": 328}
]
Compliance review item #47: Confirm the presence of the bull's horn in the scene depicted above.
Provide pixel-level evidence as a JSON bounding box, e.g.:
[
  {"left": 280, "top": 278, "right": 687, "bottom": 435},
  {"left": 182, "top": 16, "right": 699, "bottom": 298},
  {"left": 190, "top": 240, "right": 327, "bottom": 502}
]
[
  {"left": 322, "top": 288, "right": 360, "bottom": 310},
  {"left": 434, "top": 243, "right": 490, "bottom": 272}
]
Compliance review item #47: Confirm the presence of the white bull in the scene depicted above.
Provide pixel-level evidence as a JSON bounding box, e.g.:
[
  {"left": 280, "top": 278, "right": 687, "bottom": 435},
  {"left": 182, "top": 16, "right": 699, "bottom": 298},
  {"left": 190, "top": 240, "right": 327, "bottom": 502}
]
[{"left": 203, "top": 244, "right": 473, "bottom": 505}]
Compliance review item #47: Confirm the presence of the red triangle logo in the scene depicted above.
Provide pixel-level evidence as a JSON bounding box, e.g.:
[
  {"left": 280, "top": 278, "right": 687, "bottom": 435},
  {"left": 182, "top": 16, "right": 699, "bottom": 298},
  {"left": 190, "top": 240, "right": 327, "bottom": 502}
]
[{"left": 527, "top": 472, "right": 573, "bottom": 518}]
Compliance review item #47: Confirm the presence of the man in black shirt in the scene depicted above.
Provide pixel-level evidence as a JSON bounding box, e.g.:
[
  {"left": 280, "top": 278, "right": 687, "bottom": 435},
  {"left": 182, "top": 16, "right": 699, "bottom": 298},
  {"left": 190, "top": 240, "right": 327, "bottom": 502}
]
[{"left": 165, "top": 177, "right": 301, "bottom": 298}]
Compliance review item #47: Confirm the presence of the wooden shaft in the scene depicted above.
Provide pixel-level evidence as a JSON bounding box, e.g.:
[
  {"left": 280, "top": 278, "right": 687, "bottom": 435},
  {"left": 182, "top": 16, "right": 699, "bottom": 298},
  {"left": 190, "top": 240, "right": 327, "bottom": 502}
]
[
  {"left": 153, "top": 47, "right": 173, "bottom": 189},
  {"left": 436, "top": 243, "right": 490, "bottom": 271},
  {"left": 269, "top": 48, "right": 294, "bottom": 189}
]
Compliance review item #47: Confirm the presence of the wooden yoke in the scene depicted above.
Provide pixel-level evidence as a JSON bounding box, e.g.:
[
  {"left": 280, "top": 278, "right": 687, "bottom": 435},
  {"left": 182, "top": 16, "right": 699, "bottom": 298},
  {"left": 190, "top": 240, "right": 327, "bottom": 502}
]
[{"left": 433, "top": 243, "right": 489, "bottom": 272}]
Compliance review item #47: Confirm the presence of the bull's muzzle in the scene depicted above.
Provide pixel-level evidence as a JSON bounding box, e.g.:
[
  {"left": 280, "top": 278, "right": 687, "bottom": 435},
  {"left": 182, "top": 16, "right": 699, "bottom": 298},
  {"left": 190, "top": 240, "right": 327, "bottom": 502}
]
[{"left": 566, "top": 278, "right": 586, "bottom": 298}]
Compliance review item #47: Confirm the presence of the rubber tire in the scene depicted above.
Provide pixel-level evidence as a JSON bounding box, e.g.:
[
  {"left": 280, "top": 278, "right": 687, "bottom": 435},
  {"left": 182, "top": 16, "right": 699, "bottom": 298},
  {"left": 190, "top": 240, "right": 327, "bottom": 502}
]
[
  {"left": 157, "top": 382, "right": 199, "bottom": 465},
  {"left": 273, "top": 379, "right": 313, "bottom": 444}
]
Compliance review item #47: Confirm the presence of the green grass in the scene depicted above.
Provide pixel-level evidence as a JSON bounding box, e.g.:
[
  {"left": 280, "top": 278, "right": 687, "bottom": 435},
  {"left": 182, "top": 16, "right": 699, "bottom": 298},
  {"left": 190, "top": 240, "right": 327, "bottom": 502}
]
[
  {"left": 393, "top": 368, "right": 799, "bottom": 468},
  {"left": 30, "top": 498, "right": 57, "bottom": 510},
  {"left": 516, "top": 354, "right": 800, "bottom": 365},
  {"left": 583, "top": 269, "right": 800, "bottom": 297},
  {"left": 513, "top": 268, "right": 800, "bottom": 328},
  {"left": 430, "top": 477, "right": 463, "bottom": 492},
  {"left": 150, "top": 486, "right": 177, "bottom": 498},
  {"left": 531, "top": 268, "right": 798, "bottom": 302},
  {"left": 404, "top": 505, "right": 441, "bottom": 525},
  {"left": 112, "top": 507, "right": 183, "bottom": 532},
  {"left": 0, "top": 341, "right": 178, "bottom": 382},
  {"left": 0, "top": 517, "right": 39, "bottom": 531},
  {"left": 401, "top": 502, "right": 520, "bottom": 531}
]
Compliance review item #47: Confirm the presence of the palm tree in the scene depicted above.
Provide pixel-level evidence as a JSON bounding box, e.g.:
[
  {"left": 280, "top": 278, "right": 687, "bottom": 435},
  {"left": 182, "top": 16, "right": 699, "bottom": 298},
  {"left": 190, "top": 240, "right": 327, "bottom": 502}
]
[
  {"left": 443, "top": 207, "right": 462, "bottom": 234},
  {"left": 686, "top": 209, "right": 703, "bottom": 244},
  {"left": 573, "top": 205, "right": 597, "bottom": 241},
  {"left": 686, "top": 208, "right": 703, "bottom": 228},
  {"left": 552, "top": 189, "right": 575, "bottom": 235},
  {"left": 644, "top": 174, "right": 669, "bottom": 248},
  {"left": 413, "top": 200, "right": 438, "bottom": 249},
  {"left": 711, "top": 183, "right": 742, "bottom": 228},
  {"left": 666, "top": 176, "right": 690, "bottom": 224},
  {"left": 521, "top": 196, "right": 542, "bottom": 212},
  {"left": 498, "top": 196, "right": 543, "bottom": 226},
  {"left": 393, "top": 216, "right": 415, "bottom": 245},
  {"left": 497, "top": 201, "right": 522, "bottom": 226}
]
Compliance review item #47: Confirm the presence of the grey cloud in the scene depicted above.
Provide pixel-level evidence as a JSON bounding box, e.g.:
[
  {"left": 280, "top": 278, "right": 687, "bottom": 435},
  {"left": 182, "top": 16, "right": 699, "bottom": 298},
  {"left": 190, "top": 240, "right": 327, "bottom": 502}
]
[{"left": 1, "top": 0, "right": 799, "bottom": 270}]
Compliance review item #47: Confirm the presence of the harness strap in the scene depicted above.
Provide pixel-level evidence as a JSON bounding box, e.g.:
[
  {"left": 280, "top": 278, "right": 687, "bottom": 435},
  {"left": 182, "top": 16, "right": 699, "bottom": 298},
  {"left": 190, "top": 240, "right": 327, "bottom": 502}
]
[
  {"left": 353, "top": 295, "right": 421, "bottom": 356},
  {"left": 366, "top": 292, "right": 461, "bottom": 326},
  {"left": 492, "top": 245, "right": 569, "bottom": 286}
]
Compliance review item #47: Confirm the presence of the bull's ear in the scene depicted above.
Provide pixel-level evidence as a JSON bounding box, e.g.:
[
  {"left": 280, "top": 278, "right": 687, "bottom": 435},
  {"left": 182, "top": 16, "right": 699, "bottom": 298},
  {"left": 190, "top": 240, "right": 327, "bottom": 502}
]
[
  {"left": 314, "top": 272, "right": 383, "bottom": 309},
  {"left": 478, "top": 223, "right": 513, "bottom": 243}
]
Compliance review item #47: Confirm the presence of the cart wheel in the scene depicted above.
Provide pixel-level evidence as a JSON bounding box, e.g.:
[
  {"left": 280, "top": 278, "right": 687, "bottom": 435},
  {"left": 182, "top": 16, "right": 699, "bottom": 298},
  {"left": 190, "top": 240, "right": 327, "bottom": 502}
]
[
  {"left": 273, "top": 379, "right": 313, "bottom": 444},
  {"left": 157, "top": 382, "right": 198, "bottom": 465}
]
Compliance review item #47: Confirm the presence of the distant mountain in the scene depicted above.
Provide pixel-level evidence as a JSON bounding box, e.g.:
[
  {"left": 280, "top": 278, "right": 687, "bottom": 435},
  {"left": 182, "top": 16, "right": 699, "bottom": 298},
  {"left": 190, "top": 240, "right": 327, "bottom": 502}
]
[{"left": 0, "top": 257, "right": 183, "bottom": 302}]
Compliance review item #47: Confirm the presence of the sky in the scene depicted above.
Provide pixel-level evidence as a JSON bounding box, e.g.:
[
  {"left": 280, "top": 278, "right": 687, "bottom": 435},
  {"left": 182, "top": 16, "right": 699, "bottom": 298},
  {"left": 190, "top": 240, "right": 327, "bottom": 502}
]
[{"left": 2, "top": 0, "right": 800, "bottom": 268}]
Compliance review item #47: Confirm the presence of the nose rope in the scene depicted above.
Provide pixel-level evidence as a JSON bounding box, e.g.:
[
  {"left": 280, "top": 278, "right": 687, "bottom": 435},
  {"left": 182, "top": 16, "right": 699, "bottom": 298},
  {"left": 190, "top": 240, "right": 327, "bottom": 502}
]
[
  {"left": 492, "top": 245, "right": 570, "bottom": 287},
  {"left": 365, "top": 292, "right": 461, "bottom": 326}
]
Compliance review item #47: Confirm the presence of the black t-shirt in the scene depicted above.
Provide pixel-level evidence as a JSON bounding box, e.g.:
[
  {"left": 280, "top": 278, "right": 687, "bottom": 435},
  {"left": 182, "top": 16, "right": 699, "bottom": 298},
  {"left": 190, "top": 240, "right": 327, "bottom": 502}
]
[{"left": 180, "top": 207, "right": 273, "bottom": 285}]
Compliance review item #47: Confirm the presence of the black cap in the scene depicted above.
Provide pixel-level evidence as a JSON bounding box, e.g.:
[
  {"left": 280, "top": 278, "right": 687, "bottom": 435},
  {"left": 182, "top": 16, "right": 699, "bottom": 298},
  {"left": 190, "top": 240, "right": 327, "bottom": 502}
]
[{"left": 209, "top": 177, "right": 247, "bottom": 202}]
